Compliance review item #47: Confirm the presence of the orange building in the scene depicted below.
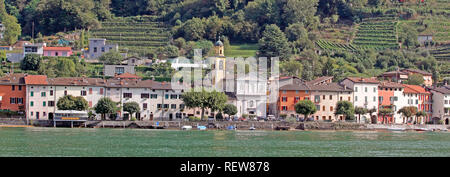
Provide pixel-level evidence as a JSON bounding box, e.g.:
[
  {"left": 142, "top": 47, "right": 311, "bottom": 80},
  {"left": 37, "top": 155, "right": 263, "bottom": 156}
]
[
  {"left": 377, "top": 82, "right": 404, "bottom": 124},
  {"left": 0, "top": 73, "right": 27, "bottom": 113},
  {"left": 403, "top": 84, "right": 432, "bottom": 123},
  {"left": 278, "top": 77, "right": 311, "bottom": 118}
]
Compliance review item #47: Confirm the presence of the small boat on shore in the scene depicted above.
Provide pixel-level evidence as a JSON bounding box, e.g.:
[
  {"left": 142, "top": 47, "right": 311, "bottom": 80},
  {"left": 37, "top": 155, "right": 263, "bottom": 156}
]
[
  {"left": 227, "top": 126, "right": 236, "bottom": 130},
  {"left": 181, "top": 125, "right": 192, "bottom": 130},
  {"left": 414, "top": 128, "right": 431, "bottom": 132},
  {"left": 197, "top": 126, "right": 207, "bottom": 131},
  {"left": 249, "top": 126, "right": 256, "bottom": 130},
  {"left": 387, "top": 127, "right": 406, "bottom": 131}
]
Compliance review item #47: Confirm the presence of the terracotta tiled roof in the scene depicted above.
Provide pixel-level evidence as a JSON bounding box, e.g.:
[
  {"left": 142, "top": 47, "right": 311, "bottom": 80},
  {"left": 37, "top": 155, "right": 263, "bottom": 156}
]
[
  {"left": 402, "top": 84, "right": 430, "bottom": 94},
  {"left": 106, "top": 79, "right": 172, "bottom": 90},
  {"left": 280, "top": 79, "right": 310, "bottom": 91},
  {"left": 0, "top": 73, "right": 27, "bottom": 85},
  {"left": 306, "top": 76, "right": 333, "bottom": 85},
  {"left": 344, "top": 77, "right": 380, "bottom": 84},
  {"left": 114, "top": 72, "right": 142, "bottom": 79},
  {"left": 48, "top": 77, "right": 105, "bottom": 86},
  {"left": 308, "top": 82, "right": 352, "bottom": 92},
  {"left": 43, "top": 47, "right": 72, "bottom": 51},
  {"left": 401, "top": 68, "right": 432, "bottom": 76},
  {"left": 379, "top": 81, "right": 404, "bottom": 88},
  {"left": 428, "top": 86, "right": 450, "bottom": 94},
  {"left": 24, "top": 75, "right": 48, "bottom": 85}
]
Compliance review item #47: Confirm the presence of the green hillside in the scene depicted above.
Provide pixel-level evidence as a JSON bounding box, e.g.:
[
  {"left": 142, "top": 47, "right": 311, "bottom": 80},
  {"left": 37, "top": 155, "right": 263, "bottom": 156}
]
[{"left": 91, "top": 16, "right": 170, "bottom": 57}]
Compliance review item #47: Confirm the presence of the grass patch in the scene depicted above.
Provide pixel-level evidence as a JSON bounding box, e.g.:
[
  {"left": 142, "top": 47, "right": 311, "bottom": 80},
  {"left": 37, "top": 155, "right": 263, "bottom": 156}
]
[{"left": 225, "top": 43, "right": 258, "bottom": 57}]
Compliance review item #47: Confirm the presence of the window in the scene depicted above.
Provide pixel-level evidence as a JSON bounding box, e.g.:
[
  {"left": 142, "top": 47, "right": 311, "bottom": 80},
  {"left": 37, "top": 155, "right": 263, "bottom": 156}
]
[
  {"left": 143, "top": 103, "right": 147, "bottom": 110},
  {"left": 348, "top": 97, "right": 351, "bottom": 101},
  {"left": 323, "top": 95, "right": 326, "bottom": 100},
  {"left": 12, "top": 85, "right": 15, "bottom": 91},
  {"left": 64, "top": 90, "right": 67, "bottom": 96},
  {"left": 330, "top": 106, "right": 333, "bottom": 111},
  {"left": 17, "top": 98, "right": 23, "bottom": 104},
  {"left": 30, "top": 101, "right": 34, "bottom": 107},
  {"left": 329, "top": 95, "right": 332, "bottom": 100},
  {"left": 165, "top": 94, "right": 169, "bottom": 99},
  {"left": 164, "top": 104, "right": 169, "bottom": 109},
  {"left": 151, "top": 94, "right": 158, "bottom": 99},
  {"left": 365, "top": 87, "right": 368, "bottom": 92},
  {"left": 50, "top": 90, "right": 53, "bottom": 96},
  {"left": 48, "top": 101, "right": 55, "bottom": 107},
  {"left": 157, "top": 104, "right": 162, "bottom": 109},
  {"left": 43, "top": 101, "right": 46, "bottom": 107},
  {"left": 30, "top": 91, "right": 34, "bottom": 97},
  {"left": 282, "top": 106, "right": 287, "bottom": 111},
  {"left": 282, "top": 97, "right": 287, "bottom": 102},
  {"left": 123, "top": 93, "right": 132, "bottom": 98},
  {"left": 365, "top": 96, "right": 368, "bottom": 102},
  {"left": 55, "top": 52, "right": 59, "bottom": 56},
  {"left": 141, "top": 93, "right": 150, "bottom": 99},
  {"left": 373, "top": 96, "right": 376, "bottom": 102},
  {"left": 10, "top": 98, "right": 15, "bottom": 104},
  {"left": 81, "top": 90, "right": 87, "bottom": 96},
  {"left": 315, "top": 105, "right": 320, "bottom": 110},
  {"left": 115, "top": 67, "right": 125, "bottom": 74},
  {"left": 171, "top": 95, "right": 178, "bottom": 99},
  {"left": 171, "top": 104, "right": 176, "bottom": 109},
  {"left": 18, "top": 85, "right": 22, "bottom": 91},
  {"left": 180, "top": 104, "right": 185, "bottom": 110},
  {"left": 93, "top": 47, "right": 97, "bottom": 53},
  {"left": 100, "top": 88, "right": 104, "bottom": 94},
  {"left": 101, "top": 47, "right": 105, "bottom": 52},
  {"left": 314, "top": 95, "right": 320, "bottom": 103},
  {"left": 379, "top": 96, "right": 383, "bottom": 102},
  {"left": 41, "top": 92, "right": 46, "bottom": 97},
  {"left": 373, "top": 87, "right": 376, "bottom": 92},
  {"left": 282, "top": 90, "right": 286, "bottom": 94},
  {"left": 355, "top": 87, "right": 358, "bottom": 92},
  {"left": 89, "top": 88, "right": 93, "bottom": 95},
  {"left": 322, "top": 106, "right": 325, "bottom": 111}
]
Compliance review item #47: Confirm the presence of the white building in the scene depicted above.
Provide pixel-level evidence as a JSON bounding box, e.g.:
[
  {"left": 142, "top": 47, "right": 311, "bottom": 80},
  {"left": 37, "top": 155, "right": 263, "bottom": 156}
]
[
  {"left": 23, "top": 43, "right": 46, "bottom": 57},
  {"left": 106, "top": 79, "right": 187, "bottom": 120},
  {"left": 84, "top": 38, "right": 118, "bottom": 59},
  {"left": 25, "top": 75, "right": 107, "bottom": 120},
  {"left": 429, "top": 86, "right": 450, "bottom": 125},
  {"left": 340, "top": 77, "right": 379, "bottom": 122},
  {"left": 234, "top": 74, "right": 267, "bottom": 118}
]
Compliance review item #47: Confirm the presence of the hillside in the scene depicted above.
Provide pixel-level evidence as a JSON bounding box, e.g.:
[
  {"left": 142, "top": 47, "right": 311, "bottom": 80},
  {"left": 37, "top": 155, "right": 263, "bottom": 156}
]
[{"left": 91, "top": 16, "right": 170, "bottom": 57}]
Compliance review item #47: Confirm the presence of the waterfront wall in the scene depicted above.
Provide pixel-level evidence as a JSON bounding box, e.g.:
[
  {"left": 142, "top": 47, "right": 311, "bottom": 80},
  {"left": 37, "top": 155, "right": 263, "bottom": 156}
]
[{"left": 1, "top": 118, "right": 448, "bottom": 130}]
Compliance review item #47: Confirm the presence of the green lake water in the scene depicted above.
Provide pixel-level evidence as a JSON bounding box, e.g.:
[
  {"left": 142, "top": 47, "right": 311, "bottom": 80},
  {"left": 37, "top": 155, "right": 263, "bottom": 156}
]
[{"left": 0, "top": 127, "right": 449, "bottom": 157}]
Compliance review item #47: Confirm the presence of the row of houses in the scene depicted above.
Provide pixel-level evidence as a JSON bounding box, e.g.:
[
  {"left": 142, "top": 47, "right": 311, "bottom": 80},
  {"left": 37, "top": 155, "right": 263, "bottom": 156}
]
[
  {"left": 273, "top": 76, "right": 449, "bottom": 124},
  {"left": 0, "top": 73, "right": 189, "bottom": 120}
]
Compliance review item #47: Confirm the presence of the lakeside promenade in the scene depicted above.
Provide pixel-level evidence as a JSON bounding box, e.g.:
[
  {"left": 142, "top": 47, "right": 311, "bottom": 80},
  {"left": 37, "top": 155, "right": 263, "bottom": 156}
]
[{"left": 0, "top": 118, "right": 448, "bottom": 131}]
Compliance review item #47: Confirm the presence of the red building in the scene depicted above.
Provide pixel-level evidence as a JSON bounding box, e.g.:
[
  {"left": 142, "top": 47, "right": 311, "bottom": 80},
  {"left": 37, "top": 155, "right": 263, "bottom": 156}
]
[
  {"left": 277, "top": 77, "right": 311, "bottom": 118},
  {"left": 378, "top": 82, "right": 404, "bottom": 124},
  {"left": 0, "top": 73, "right": 27, "bottom": 113}
]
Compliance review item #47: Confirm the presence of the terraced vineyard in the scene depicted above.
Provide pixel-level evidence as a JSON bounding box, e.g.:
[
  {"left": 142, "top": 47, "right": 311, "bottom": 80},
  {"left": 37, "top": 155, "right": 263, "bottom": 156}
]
[
  {"left": 352, "top": 18, "right": 399, "bottom": 49},
  {"left": 91, "top": 16, "right": 170, "bottom": 57},
  {"left": 317, "top": 17, "right": 399, "bottom": 52}
]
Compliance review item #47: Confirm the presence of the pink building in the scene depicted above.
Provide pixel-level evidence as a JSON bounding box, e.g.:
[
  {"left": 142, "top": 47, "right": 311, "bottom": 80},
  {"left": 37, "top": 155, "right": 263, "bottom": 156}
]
[{"left": 43, "top": 47, "right": 72, "bottom": 57}]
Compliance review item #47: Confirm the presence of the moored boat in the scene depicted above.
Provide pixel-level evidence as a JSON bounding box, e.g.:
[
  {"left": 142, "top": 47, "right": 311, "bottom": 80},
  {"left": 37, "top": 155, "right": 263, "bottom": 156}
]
[
  {"left": 181, "top": 125, "right": 192, "bottom": 130},
  {"left": 197, "top": 126, "right": 207, "bottom": 131},
  {"left": 387, "top": 127, "right": 406, "bottom": 131}
]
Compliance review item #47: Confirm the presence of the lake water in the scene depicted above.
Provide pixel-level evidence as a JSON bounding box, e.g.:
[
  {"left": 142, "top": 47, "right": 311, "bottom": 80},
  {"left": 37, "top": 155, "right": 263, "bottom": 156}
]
[{"left": 0, "top": 127, "right": 449, "bottom": 157}]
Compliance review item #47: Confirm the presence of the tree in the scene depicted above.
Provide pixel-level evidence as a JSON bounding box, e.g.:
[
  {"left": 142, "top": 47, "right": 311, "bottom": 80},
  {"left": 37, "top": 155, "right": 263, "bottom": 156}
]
[
  {"left": 182, "top": 88, "right": 228, "bottom": 121},
  {"left": 94, "top": 97, "right": 118, "bottom": 120},
  {"left": 181, "top": 17, "right": 206, "bottom": 41},
  {"left": 398, "top": 106, "right": 418, "bottom": 124},
  {"left": 57, "top": 95, "right": 88, "bottom": 111},
  {"left": 415, "top": 111, "right": 427, "bottom": 124},
  {"left": 378, "top": 108, "right": 393, "bottom": 124},
  {"left": 146, "top": 62, "right": 175, "bottom": 78},
  {"left": 406, "top": 74, "right": 424, "bottom": 85},
  {"left": 294, "top": 100, "right": 317, "bottom": 120},
  {"left": 1, "top": 14, "right": 21, "bottom": 45},
  {"left": 335, "top": 101, "right": 355, "bottom": 121},
  {"left": 354, "top": 106, "right": 368, "bottom": 123},
  {"left": 367, "top": 108, "right": 377, "bottom": 123},
  {"left": 282, "top": 0, "right": 318, "bottom": 27},
  {"left": 223, "top": 104, "right": 237, "bottom": 119},
  {"left": 21, "top": 54, "right": 42, "bottom": 71},
  {"left": 280, "top": 59, "right": 303, "bottom": 78},
  {"left": 258, "top": 24, "right": 291, "bottom": 61},
  {"left": 98, "top": 51, "right": 123, "bottom": 65},
  {"left": 123, "top": 102, "right": 140, "bottom": 120}
]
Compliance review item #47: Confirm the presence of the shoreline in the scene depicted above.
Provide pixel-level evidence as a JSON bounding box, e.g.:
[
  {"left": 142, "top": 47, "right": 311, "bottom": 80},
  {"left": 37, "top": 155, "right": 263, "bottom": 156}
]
[{"left": 1, "top": 119, "right": 448, "bottom": 132}]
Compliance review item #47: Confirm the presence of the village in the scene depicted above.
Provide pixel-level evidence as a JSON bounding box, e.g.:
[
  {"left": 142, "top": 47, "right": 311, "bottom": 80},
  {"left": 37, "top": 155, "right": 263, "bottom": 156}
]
[{"left": 0, "top": 37, "right": 448, "bottom": 130}]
